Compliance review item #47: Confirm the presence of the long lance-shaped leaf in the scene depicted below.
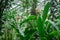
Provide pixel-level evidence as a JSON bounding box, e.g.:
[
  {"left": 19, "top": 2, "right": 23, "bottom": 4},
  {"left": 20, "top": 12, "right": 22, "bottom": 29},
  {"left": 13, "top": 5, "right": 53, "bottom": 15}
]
[
  {"left": 42, "top": 2, "right": 50, "bottom": 22},
  {"left": 37, "top": 16, "right": 44, "bottom": 38}
]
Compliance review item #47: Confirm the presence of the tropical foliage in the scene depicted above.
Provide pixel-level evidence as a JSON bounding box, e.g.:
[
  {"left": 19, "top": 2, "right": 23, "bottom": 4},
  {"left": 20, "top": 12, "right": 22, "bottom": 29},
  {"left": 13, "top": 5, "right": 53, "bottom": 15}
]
[{"left": 0, "top": 0, "right": 60, "bottom": 40}]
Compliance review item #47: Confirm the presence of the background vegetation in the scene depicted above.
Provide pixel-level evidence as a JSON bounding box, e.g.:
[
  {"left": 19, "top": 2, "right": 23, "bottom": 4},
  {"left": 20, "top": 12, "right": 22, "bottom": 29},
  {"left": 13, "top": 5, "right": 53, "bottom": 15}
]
[{"left": 0, "top": 0, "right": 60, "bottom": 40}]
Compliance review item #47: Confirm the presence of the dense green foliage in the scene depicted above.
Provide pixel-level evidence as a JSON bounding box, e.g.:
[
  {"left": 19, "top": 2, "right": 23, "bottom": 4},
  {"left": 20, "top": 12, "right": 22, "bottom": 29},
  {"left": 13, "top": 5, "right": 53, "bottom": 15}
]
[
  {"left": 0, "top": 0, "right": 60, "bottom": 40},
  {"left": 0, "top": 0, "right": 13, "bottom": 35}
]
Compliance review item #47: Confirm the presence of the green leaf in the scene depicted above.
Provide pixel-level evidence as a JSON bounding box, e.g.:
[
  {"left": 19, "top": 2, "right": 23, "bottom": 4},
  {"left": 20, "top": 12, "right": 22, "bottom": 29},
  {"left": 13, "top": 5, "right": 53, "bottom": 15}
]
[
  {"left": 45, "top": 20, "right": 51, "bottom": 32},
  {"left": 24, "top": 28, "right": 36, "bottom": 40},
  {"left": 42, "top": 2, "right": 50, "bottom": 21},
  {"left": 37, "top": 16, "right": 44, "bottom": 37},
  {"left": 20, "top": 15, "right": 36, "bottom": 26},
  {"left": 48, "top": 20, "right": 59, "bottom": 31},
  {"left": 49, "top": 30, "right": 59, "bottom": 37}
]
